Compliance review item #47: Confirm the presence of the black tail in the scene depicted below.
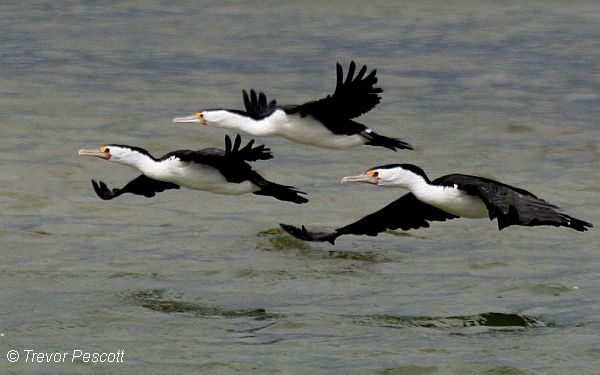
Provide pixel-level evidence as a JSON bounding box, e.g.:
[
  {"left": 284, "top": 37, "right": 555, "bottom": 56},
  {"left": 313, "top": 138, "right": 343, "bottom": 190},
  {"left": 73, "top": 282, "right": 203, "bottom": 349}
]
[
  {"left": 279, "top": 224, "right": 339, "bottom": 245},
  {"left": 361, "top": 130, "right": 413, "bottom": 151},
  {"left": 251, "top": 174, "right": 308, "bottom": 204},
  {"left": 561, "top": 214, "right": 593, "bottom": 232},
  {"left": 503, "top": 214, "right": 593, "bottom": 232},
  {"left": 494, "top": 200, "right": 593, "bottom": 232}
]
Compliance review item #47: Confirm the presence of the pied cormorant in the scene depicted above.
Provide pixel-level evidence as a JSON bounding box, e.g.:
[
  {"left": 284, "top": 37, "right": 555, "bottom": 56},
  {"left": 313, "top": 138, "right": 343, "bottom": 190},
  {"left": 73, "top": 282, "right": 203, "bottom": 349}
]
[
  {"left": 173, "top": 61, "right": 412, "bottom": 151},
  {"left": 79, "top": 135, "right": 308, "bottom": 204},
  {"left": 281, "top": 164, "right": 592, "bottom": 244}
]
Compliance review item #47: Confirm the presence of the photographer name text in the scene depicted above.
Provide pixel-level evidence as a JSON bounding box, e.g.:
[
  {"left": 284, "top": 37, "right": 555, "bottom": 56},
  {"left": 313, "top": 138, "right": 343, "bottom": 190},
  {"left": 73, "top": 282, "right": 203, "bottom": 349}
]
[{"left": 6, "top": 349, "right": 125, "bottom": 364}]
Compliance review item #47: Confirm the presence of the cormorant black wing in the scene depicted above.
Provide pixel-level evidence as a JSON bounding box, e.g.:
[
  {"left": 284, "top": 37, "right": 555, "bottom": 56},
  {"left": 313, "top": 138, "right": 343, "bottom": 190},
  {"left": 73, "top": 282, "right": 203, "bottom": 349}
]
[
  {"left": 437, "top": 174, "right": 592, "bottom": 231},
  {"left": 335, "top": 193, "right": 458, "bottom": 234},
  {"left": 91, "top": 175, "right": 179, "bottom": 200},
  {"left": 283, "top": 61, "right": 382, "bottom": 136},
  {"left": 281, "top": 193, "right": 458, "bottom": 245},
  {"left": 242, "top": 89, "right": 278, "bottom": 120},
  {"left": 329, "top": 60, "right": 382, "bottom": 118}
]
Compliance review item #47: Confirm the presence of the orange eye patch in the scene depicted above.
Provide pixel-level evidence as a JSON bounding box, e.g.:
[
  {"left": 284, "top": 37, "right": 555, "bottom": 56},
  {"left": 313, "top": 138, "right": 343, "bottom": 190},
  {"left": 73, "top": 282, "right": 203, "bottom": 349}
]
[
  {"left": 194, "top": 112, "right": 203, "bottom": 118},
  {"left": 367, "top": 170, "right": 379, "bottom": 177},
  {"left": 99, "top": 145, "right": 110, "bottom": 153}
]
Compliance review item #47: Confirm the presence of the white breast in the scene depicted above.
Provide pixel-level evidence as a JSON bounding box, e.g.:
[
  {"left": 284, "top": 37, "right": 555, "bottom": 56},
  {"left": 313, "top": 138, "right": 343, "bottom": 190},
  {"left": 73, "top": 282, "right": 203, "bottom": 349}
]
[
  {"left": 417, "top": 185, "right": 489, "bottom": 219},
  {"left": 142, "top": 157, "right": 258, "bottom": 195},
  {"left": 268, "top": 110, "right": 366, "bottom": 149}
]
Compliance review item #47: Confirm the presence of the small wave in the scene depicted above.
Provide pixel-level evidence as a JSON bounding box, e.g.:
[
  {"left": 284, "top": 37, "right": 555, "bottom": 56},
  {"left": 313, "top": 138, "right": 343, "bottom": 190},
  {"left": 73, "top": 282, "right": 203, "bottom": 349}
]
[{"left": 355, "top": 312, "right": 550, "bottom": 330}]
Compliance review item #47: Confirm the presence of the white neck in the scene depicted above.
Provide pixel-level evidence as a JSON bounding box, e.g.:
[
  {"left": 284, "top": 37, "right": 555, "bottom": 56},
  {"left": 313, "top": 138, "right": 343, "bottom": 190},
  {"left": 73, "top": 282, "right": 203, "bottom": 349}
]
[
  {"left": 205, "top": 110, "right": 278, "bottom": 136},
  {"left": 386, "top": 171, "right": 488, "bottom": 218},
  {"left": 389, "top": 172, "right": 447, "bottom": 199},
  {"left": 411, "top": 180, "right": 452, "bottom": 204},
  {"left": 382, "top": 170, "right": 428, "bottom": 190},
  {"left": 113, "top": 151, "right": 158, "bottom": 174}
]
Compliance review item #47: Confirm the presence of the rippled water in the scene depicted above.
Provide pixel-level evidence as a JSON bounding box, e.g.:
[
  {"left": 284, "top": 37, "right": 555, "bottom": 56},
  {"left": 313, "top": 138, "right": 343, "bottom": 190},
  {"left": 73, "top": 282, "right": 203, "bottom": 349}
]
[{"left": 1, "top": 2, "right": 599, "bottom": 374}]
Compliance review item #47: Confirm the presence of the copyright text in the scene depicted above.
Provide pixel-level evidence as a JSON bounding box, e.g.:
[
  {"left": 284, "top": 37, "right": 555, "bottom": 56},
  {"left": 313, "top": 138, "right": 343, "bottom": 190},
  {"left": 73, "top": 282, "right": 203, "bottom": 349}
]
[{"left": 6, "top": 349, "right": 125, "bottom": 364}]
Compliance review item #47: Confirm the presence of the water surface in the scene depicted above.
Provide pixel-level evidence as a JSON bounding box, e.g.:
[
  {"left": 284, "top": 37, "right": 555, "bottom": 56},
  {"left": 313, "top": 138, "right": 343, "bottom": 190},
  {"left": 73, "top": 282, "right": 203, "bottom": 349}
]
[{"left": 1, "top": 2, "right": 599, "bottom": 374}]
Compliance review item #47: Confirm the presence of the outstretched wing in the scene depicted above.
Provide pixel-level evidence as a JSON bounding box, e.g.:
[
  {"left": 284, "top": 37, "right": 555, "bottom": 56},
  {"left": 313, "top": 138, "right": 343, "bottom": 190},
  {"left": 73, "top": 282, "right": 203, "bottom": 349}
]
[
  {"left": 294, "top": 61, "right": 382, "bottom": 119},
  {"left": 281, "top": 193, "right": 458, "bottom": 245},
  {"left": 438, "top": 174, "right": 592, "bottom": 231},
  {"left": 91, "top": 175, "right": 179, "bottom": 200},
  {"left": 242, "top": 89, "right": 278, "bottom": 120},
  {"left": 284, "top": 61, "right": 382, "bottom": 135},
  {"left": 329, "top": 60, "right": 383, "bottom": 119},
  {"left": 335, "top": 193, "right": 458, "bottom": 235}
]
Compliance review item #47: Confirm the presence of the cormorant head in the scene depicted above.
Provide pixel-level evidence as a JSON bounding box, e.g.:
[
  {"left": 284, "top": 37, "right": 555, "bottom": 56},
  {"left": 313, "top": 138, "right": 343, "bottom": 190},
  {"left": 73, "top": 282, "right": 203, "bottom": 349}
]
[
  {"left": 173, "top": 109, "right": 246, "bottom": 126},
  {"left": 341, "top": 164, "right": 430, "bottom": 188},
  {"left": 79, "top": 145, "right": 153, "bottom": 166},
  {"left": 173, "top": 111, "right": 209, "bottom": 125}
]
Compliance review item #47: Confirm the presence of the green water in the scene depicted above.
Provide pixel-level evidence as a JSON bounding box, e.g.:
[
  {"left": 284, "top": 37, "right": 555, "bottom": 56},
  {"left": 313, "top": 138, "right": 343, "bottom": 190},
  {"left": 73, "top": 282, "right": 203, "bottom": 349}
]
[{"left": 1, "top": 2, "right": 599, "bottom": 374}]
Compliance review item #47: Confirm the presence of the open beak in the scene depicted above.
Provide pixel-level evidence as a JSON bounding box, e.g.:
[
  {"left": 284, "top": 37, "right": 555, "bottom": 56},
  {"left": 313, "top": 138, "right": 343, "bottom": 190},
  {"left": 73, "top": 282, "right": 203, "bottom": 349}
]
[
  {"left": 172, "top": 112, "right": 207, "bottom": 124},
  {"left": 341, "top": 174, "right": 379, "bottom": 185},
  {"left": 78, "top": 146, "right": 111, "bottom": 160}
]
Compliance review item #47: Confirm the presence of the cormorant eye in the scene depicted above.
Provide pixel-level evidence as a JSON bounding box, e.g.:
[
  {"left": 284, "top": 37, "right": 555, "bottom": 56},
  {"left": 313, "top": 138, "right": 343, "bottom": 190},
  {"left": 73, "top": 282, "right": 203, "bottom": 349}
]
[
  {"left": 372, "top": 171, "right": 379, "bottom": 177},
  {"left": 367, "top": 170, "right": 379, "bottom": 177},
  {"left": 104, "top": 147, "right": 110, "bottom": 153}
]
